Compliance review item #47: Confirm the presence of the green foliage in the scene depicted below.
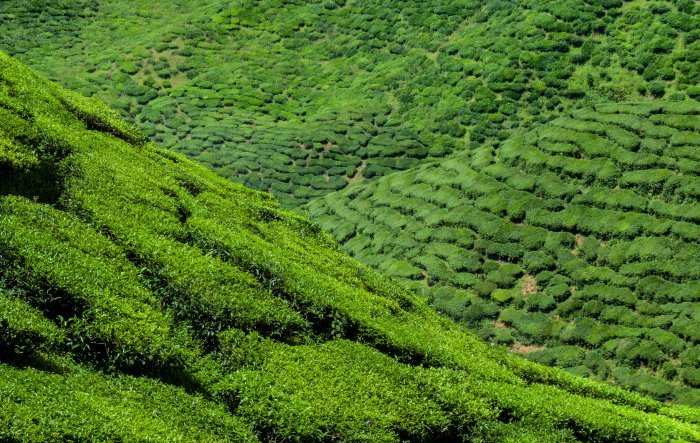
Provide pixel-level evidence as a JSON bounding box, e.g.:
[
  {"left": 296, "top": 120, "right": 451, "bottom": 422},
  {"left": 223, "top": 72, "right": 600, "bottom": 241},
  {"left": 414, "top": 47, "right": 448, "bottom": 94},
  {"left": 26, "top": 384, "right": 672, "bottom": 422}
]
[
  {"left": 5, "top": 52, "right": 699, "bottom": 440},
  {"left": 528, "top": 346, "right": 586, "bottom": 368},
  {"left": 307, "top": 102, "right": 700, "bottom": 404},
  {"left": 0, "top": 363, "right": 258, "bottom": 442},
  {"left": 0, "top": 288, "right": 65, "bottom": 358},
  {"left": 0, "top": 0, "right": 699, "bottom": 433},
  {"left": 0, "top": 0, "right": 696, "bottom": 206}
]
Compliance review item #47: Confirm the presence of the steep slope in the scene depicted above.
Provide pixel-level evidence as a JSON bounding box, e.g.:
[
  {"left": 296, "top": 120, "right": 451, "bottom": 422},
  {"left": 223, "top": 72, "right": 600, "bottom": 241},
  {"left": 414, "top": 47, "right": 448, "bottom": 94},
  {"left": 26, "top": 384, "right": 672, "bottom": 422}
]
[
  {"left": 305, "top": 100, "right": 700, "bottom": 405},
  {"left": 1, "top": 53, "right": 699, "bottom": 441},
  {"left": 1, "top": 0, "right": 698, "bottom": 206}
]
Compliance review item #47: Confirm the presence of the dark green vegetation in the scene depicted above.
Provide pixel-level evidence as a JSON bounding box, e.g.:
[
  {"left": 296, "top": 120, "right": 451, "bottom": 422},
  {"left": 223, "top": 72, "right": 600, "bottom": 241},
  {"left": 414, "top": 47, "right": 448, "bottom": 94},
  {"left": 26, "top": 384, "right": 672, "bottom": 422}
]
[
  {"left": 1, "top": 0, "right": 700, "bottom": 438},
  {"left": 2, "top": 52, "right": 700, "bottom": 441},
  {"left": 306, "top": 102, "right": 700, "bottom": 406},
  {"left": 1, "top": 0, "right": 699, "bottom": 205}
]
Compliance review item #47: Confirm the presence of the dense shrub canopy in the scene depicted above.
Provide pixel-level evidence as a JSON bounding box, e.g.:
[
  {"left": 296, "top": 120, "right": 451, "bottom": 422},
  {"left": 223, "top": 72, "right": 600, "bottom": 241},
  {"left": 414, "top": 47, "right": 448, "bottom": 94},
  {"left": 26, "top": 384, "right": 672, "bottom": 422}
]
[
  {"left": 1, "top": 0, "right": 699, "bottom": 438},
  {"left": 306, "top": 101, "right": 700, "bottom": 406},
  {"left": 0, "top": 0, "right": 698, "bottom": 206},
  {"left": 3, "top": 51, "right": 698, "bottom": 441}
]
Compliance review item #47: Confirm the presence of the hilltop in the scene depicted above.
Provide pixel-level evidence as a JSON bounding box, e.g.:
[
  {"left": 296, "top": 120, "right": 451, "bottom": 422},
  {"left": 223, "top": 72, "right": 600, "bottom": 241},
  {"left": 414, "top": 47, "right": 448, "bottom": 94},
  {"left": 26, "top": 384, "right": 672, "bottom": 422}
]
[
  {"left": 306, "top": 101, "right": 700, "bottom": 405},
  {"left": 1, "top": 0, "right": 698, "bottom": 206},
  {"left": 1, "top": 52, "right": 700, "bottom": 441}
]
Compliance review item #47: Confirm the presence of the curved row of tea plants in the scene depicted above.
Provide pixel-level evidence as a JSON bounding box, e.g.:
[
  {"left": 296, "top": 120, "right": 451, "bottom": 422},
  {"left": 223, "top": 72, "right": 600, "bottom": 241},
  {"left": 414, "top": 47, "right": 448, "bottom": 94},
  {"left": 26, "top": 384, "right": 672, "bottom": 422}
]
[
  {"left": 306, "top": 100, "right": 700, "bottom": 405},
  {"left": 1, "top": 0, "right": 698, "bottom": 206},
  {"left": 1, "top": 52, "right": 699, "bottom": 441}
]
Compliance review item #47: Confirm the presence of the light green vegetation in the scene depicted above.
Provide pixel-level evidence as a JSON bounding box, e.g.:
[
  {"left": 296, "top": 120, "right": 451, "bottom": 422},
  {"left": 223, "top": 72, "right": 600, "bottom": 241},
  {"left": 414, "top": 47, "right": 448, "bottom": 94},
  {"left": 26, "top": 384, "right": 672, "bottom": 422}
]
[
  {"left": 306, "top": 101, "right": 700, "bottom": 406},
  {"left": 1, "top": 51, "right": 699, "bottom": 441},
  {"left": 1, "top": 0, "right": 700, "bottom": 438},
  {"left": 0, "top": 0, "right": 698, "bottom": 206}
]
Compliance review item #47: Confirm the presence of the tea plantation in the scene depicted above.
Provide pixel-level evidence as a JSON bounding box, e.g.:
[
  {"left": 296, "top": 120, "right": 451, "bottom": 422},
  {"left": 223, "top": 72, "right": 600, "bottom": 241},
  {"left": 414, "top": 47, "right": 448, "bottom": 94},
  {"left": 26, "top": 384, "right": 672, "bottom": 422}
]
[
  {"left": 1, "top": 0, "right": 699, "bottom": 205},
  {"left": 2, "top": 0, "right": 700, "bottom": 438},
  {"left": 306, "top": 101, "right": 700, "bottom": 405},
  {"left": 2, "top": 51, "right": 700, "bottom": 441}
]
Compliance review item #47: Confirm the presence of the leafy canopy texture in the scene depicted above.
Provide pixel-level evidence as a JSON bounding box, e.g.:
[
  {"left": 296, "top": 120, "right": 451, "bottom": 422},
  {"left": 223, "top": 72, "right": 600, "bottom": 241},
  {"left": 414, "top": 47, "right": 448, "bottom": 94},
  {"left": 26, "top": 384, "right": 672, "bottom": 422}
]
[
  {"left": 306, "top": 101, "right": 700, "bottom": 405},
  {"left": 1, "top": 51, "right": 699, "bottom": 441},
  {"left": 1, "top": 0, "right": 698, "bottom": 206}
]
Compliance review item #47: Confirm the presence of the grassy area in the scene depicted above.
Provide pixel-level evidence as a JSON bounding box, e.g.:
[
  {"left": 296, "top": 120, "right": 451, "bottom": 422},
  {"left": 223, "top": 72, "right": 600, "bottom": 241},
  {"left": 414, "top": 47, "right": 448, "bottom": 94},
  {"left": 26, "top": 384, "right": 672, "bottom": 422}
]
[
  {"left": 1, "top": 51, "right": 699, "bottom": 441},
  {"left": 305, "top": 101, "right": 700, "bottom": 405},
  {"left": 0, "top": 0, "right": 698, "bottom": 206}
]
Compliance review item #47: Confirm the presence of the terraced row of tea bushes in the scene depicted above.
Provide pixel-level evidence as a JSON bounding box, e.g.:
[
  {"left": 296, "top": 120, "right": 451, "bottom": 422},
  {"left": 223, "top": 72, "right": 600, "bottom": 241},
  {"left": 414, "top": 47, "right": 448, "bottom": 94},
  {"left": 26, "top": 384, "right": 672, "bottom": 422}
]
[
  {"left": 306, "top": 101, "right": 700, "bottom": 405},
  {"left": 3, "top": 51, "right": 699, "bottom": 441},
  {"left": 0, "top": 361, "right": 259, "bottom": 442},
  {"left": 1, "top": 0, "right": 698, "bottom": 206},
  {"left": 150, "top": 102, "right": 428, "bottom": 207}
]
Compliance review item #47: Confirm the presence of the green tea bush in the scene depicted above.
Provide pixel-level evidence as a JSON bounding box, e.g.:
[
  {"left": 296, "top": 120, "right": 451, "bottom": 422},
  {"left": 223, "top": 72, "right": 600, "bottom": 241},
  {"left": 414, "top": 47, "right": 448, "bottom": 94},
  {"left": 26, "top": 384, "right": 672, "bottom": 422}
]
[
  {"left": 646, "top": 328, "right": 685, "bottom": 356},
  {"left": 461, "top": 290, "right": 501, "bottom": 319},
  {"left": 512, "top": 312, "right": 551, "bottom": 340},
  {"left": 528, "top": 345, "right": 586, "bottom": 367},
  {"left": 0, "top": 289, "right": 65, "bottom": 358},
  {"left": 681, "top": 368, "right": 700, "bottom": 388},
  {"left": 525, "top": 293, "right": 557, "bottom": 312}
]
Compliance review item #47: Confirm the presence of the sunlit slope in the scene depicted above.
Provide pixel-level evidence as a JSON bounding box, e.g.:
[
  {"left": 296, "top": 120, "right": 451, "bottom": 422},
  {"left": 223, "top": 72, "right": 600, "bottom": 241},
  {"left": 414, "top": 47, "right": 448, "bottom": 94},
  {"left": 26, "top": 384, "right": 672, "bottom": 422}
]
[
  {"left": 1, "top": 53, "right": 699, "bottom": 441},
  {"left": 306, "top": 100, "right": 700, "bottom": 405},
  {"left": 1, "top": 0, "right": 698, "bottom": 206}
]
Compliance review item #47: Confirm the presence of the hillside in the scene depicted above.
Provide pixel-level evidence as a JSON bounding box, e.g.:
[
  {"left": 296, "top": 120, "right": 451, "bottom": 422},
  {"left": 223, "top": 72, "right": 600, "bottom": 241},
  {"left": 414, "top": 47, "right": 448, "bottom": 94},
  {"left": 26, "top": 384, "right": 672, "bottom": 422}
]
[
  {"left": 2, "top": 52, "right": 700, "bottom": 441},
  {"left": 1, "top": 0, "right": 698, "bottom": 206},
  {"left": 306, "top": 101, "right": 700, "bottom": 405}
]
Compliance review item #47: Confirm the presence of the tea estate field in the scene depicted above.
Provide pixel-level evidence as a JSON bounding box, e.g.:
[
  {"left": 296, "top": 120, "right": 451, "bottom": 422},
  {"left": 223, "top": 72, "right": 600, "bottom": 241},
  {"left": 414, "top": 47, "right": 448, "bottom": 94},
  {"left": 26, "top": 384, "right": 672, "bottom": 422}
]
[
  {"left": 1, "top": 0, "right": 698, "bottom": 206},
  {"left": 2, "top": 51, "right": 699, "bottom": 441},
  {"left": 306, "top": 100, "right": 700, "bottom": 405}
]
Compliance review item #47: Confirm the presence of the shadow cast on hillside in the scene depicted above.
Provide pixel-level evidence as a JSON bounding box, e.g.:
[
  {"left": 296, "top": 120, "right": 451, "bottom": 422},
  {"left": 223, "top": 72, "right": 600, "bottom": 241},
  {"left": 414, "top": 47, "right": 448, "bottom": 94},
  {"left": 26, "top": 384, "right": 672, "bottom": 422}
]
[{"left": 0, "top": 162, "right": 62, "bottom": 204}]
